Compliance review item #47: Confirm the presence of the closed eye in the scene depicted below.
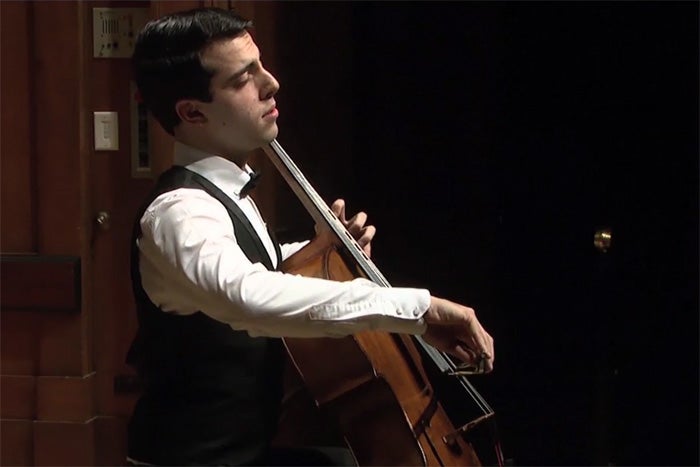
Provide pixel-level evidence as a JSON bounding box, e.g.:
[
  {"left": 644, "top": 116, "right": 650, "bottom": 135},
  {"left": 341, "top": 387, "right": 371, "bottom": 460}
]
[{"left": 232, "top": 74, "right": 250, "bottom": 88}]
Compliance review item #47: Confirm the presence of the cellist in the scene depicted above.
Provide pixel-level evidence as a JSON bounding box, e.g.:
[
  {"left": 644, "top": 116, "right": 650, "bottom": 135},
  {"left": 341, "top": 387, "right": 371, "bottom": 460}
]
[{"left": 126, "top": 7, "right": 495, "bottom": 466}]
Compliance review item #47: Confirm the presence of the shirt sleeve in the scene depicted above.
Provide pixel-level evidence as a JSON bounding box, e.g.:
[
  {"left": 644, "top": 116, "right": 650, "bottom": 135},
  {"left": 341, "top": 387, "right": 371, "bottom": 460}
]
[{"left": 138, "top": 189, "right": 430, "bottom": 338}]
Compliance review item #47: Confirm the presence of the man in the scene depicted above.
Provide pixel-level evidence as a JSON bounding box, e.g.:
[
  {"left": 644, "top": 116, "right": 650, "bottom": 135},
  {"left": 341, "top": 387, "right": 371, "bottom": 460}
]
[{"left": 127, "top": 7, "right": 494, "bottom": 466}]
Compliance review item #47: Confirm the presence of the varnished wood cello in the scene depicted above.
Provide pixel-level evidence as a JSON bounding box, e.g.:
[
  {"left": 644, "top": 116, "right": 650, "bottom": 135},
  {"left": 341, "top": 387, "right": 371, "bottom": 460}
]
[{"left": 263, "top": 140, "right": 504, "bottom": 466}]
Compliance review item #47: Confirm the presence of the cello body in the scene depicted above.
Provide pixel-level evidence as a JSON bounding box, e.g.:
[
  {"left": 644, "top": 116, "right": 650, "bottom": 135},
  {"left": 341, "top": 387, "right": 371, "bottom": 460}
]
[{"left": 277, "top": 242, "right": 482, "bottom": 466}]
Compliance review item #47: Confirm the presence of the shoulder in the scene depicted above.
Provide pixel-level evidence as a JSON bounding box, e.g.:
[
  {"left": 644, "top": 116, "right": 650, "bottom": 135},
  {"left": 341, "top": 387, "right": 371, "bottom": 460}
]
[{"left": 140, "top": 187, "right": 231, "bottom": 236}]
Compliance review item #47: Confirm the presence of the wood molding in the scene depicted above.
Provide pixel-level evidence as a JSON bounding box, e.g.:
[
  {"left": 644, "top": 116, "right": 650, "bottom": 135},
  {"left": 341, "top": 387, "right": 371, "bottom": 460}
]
[{"left": 0, "top": 255, "right": 80, "bottom": 312}]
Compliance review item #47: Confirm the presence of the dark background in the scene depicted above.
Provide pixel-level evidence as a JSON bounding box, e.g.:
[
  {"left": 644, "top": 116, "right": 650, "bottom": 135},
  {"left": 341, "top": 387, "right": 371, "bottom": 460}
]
[{"left": 271, "top": 2, "right": 699, "bottom": 465}]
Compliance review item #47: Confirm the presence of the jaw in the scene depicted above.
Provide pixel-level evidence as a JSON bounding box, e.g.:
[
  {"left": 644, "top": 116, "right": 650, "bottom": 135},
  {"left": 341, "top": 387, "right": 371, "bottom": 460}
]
[{"left": 174, "top": 119, "right": 278, "bottom": 167}]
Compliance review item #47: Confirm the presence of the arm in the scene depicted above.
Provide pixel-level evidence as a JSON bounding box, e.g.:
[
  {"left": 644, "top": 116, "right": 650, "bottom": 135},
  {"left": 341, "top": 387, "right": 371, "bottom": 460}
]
[{"left": 138, "top": 189, "right": 428, "bottom": 338}]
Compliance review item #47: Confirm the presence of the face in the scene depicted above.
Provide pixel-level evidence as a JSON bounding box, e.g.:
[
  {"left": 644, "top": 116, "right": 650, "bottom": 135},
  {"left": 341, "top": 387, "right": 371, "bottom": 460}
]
[{"left": 187, "top": 32, "right": 280, "bottom": 159}]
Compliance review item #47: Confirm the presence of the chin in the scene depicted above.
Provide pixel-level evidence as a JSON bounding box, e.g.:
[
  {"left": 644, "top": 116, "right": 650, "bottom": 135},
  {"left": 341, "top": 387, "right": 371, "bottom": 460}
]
[{"left": 262, "top": 125, "right": 279, "bottom": 143}]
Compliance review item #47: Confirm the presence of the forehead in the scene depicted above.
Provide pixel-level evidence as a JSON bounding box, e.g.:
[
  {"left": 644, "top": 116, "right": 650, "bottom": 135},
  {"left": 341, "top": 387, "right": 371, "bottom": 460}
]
[{"left": 200, "top": 32, "right": 259, "bottom": 75}]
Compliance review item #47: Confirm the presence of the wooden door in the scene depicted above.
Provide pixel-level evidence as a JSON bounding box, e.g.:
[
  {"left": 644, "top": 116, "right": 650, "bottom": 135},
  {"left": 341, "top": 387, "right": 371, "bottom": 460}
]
[{"left": 1, "top": 2, "right": 93, "bottom": 465}]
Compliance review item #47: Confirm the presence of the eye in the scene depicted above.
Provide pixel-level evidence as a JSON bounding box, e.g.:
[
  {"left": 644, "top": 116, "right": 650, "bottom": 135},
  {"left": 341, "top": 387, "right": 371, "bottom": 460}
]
[
  {"left": 228, "top": 71, "right": 251, "bottom": 89},
  {"left": 233, "top": 76, "right": 249, "bottom": 88}
]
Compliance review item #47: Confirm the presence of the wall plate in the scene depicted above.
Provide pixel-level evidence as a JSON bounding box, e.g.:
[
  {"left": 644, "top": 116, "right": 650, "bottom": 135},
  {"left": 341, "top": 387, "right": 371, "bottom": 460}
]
[{"left": 93, "top": 7, "right": 148, "bottom": 58}]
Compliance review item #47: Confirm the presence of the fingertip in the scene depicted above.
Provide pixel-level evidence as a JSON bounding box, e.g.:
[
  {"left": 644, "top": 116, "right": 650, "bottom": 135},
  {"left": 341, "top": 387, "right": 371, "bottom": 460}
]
[{"left": 333, "top": 199, "right": 346, "bottom": 216}]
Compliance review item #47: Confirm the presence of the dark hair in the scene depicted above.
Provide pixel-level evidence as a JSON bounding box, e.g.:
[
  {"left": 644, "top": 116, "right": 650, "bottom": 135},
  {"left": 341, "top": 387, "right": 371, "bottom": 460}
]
[{"left": 132, "top": 8, "right": 252, "bottom": 135}]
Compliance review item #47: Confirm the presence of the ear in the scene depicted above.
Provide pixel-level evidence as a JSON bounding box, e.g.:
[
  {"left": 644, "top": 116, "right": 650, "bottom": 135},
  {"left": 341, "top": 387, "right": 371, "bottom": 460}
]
[{"left": 175, "top": 100, "right": 207, "bottom": 125}]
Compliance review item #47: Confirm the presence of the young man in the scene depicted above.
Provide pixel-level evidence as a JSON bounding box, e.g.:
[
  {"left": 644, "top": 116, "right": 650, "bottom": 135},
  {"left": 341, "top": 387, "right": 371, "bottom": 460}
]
[{"left": 127, "top": 7, "right": 494, "bottom": 466}]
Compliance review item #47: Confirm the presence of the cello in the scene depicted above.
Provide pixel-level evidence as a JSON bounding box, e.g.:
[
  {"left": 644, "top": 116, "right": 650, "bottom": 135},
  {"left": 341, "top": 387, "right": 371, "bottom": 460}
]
[{"left": 263, "top": 139, "right": 505, "bottom": 466}]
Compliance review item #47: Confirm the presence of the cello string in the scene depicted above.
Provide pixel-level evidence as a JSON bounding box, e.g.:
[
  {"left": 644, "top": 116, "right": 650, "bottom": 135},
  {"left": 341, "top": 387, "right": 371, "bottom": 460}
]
[
  {"left": 442, "top": 353, "right": 494, "bottom": 414},
  {"left": 445, "top": 359, "right": 492, "bottom": 414},
  {"left": 269, "top": 141, "right": 387, "bottom": 284}
]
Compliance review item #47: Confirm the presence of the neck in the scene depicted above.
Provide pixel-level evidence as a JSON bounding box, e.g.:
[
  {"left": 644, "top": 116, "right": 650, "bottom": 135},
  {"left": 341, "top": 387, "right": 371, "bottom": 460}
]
[{"left": 174, "top": 134, "right": 249, "bottom": 169}]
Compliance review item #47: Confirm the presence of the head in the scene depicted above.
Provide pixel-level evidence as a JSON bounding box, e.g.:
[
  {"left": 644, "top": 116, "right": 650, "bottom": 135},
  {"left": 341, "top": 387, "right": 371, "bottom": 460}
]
[{"left": 132, "top": 8, "right": 279, "bottom": 164}]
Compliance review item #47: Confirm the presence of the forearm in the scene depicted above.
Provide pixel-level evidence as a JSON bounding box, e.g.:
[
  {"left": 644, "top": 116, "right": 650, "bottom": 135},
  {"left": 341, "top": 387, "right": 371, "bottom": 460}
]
[{"left": 140, "top": 235, "right": 428, "bottom": 338}]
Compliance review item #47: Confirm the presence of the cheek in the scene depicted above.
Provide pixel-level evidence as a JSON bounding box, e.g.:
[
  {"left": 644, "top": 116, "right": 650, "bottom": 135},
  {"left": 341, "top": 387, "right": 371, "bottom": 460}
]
[{"left": 217, "top": 101, "right": 256, "bottom": 128}]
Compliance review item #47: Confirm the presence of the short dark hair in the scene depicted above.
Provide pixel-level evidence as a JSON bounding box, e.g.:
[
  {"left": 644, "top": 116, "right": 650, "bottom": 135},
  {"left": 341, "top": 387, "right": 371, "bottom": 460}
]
[{"left": 132, "top": 8, "right": 252, "bottom": 135}]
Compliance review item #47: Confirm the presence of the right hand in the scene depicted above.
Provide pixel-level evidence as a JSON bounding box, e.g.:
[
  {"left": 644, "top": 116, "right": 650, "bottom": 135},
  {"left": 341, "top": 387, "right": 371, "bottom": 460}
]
[{"left": 422, "top": 296, "right": 495, "bottom": 373}]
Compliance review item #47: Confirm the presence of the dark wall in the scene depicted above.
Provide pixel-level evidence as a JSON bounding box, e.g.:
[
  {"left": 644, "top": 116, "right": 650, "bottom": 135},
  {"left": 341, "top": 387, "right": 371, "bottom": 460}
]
[
  {"left": 274, "top": 2, "right": 699, "bottom": 465},
  {"left": 272, "top": 2, "right": 356, "bottom": 239}
]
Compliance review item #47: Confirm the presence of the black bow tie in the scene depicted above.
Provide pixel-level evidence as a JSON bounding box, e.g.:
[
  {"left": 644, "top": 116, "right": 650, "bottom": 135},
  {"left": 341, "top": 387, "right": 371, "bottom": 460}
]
[{"left": 239, "top": 171, "right": 261, "bottom": 198}]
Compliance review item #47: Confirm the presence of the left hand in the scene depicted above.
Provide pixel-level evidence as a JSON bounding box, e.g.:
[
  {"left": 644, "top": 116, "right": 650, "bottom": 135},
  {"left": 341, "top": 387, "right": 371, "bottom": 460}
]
[{"left": 315, "top": 199, "right": 376, "bottom": 257}]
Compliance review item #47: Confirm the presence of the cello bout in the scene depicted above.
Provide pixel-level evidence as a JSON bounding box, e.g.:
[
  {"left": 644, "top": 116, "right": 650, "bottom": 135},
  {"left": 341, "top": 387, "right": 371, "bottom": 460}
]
[{"left": 279, "top": 244, "right": 481, "bottom": 466}]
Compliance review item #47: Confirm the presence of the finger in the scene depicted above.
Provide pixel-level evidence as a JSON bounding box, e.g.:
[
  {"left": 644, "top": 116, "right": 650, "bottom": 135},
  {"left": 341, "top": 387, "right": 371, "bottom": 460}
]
[
  {"left": 355, "top": 225, "right": 376, "bottom": 246},
  {"left": 454, "top": 344, "right": 477, "bottom": 364},
  {"left": 464, "top": 310, "right": 491, "bottom": 358},
  {"left": 456, "top": 329, "right": 492, "bottom": 368},
  {"left": 485, "top": 333, "right": 495, "bottom": 364},
  {"left": 483, "top": 356, "right": 494, "bottom": 373},
  {"left": 479, "top": 329, "right": 494, "bottom": 363},
  {"left": 356, "top": 226, "right": 375, "bottom": 257},
  {"left": 331, "top": 199, "right": 346, "bottom": 223},
  {"left": 457, "top": 342, "right": 494, "bottom": 373},
  {"left": 470, "top": 333, "right": 494, "bottom": 372},
  {"left": 346, "top": 211, "right": 368, "bottom": 233},
  {"left": 346, "top": 215, "right": 369, "bottom": 241},
  {"left": 476, "top": 342, "right": 494, "bottom": 373}
]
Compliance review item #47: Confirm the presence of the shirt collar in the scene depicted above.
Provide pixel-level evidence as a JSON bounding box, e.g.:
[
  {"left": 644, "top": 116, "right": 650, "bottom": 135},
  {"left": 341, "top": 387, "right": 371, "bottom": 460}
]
[{"left": 173, "top": 141, "right": 256, "bottom": 199}]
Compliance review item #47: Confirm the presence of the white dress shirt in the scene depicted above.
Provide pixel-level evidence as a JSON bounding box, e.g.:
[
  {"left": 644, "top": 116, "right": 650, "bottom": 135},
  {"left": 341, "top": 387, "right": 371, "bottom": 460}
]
[{"left": 137, "top": 141, "right": 430, "bottom": 338}]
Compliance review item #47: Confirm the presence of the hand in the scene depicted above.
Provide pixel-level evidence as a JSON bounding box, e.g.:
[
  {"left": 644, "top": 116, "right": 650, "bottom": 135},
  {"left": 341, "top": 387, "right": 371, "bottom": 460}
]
[
  {"left": 331, "top": 199, "right": 375, "bottom": 257},
  {"left": 422, "top": 297, "right": 495, "bottom": 373}
]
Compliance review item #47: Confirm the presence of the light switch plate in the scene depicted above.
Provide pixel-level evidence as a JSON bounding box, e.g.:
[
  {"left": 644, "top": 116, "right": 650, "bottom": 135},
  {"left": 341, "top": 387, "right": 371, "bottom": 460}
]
[{"left": 94, "top": 111, "right": 119, "bottom": 151}]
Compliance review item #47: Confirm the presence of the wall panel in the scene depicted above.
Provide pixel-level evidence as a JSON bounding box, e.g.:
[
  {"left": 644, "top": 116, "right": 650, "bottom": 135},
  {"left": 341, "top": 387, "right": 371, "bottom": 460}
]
[
  {"left": 33, "top": 420, "right": 96, "bottom": 466},
  {"left": 32, "top": 3, "right": 85, "bottom": 256},
  {"left": 0, "top": 0, "right": 35, "bottom": 252},
  {"left": 0, "top": 376, "right": 35, "bottom": 420},
  {"left": 1, "top": 420, "right": 34, "bottom": 466}
]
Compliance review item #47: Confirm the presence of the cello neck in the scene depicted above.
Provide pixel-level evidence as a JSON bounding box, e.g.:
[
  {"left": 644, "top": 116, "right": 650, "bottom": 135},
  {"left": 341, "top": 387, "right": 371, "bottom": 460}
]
[{"left": 262, "top": 139, "right": 389, "bottom": 286}]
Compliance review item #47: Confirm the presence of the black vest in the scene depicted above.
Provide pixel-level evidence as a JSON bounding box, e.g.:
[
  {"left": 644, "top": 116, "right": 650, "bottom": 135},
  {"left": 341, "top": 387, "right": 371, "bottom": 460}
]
[{"left": 126, "top": 166, "right": 285, "bottom": 466}]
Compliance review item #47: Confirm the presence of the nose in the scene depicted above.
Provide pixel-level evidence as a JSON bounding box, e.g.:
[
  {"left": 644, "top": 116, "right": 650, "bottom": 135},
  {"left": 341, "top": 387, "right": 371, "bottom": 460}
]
[{"left": 259, "top": 67, "right": 279, "bottom": 100}]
